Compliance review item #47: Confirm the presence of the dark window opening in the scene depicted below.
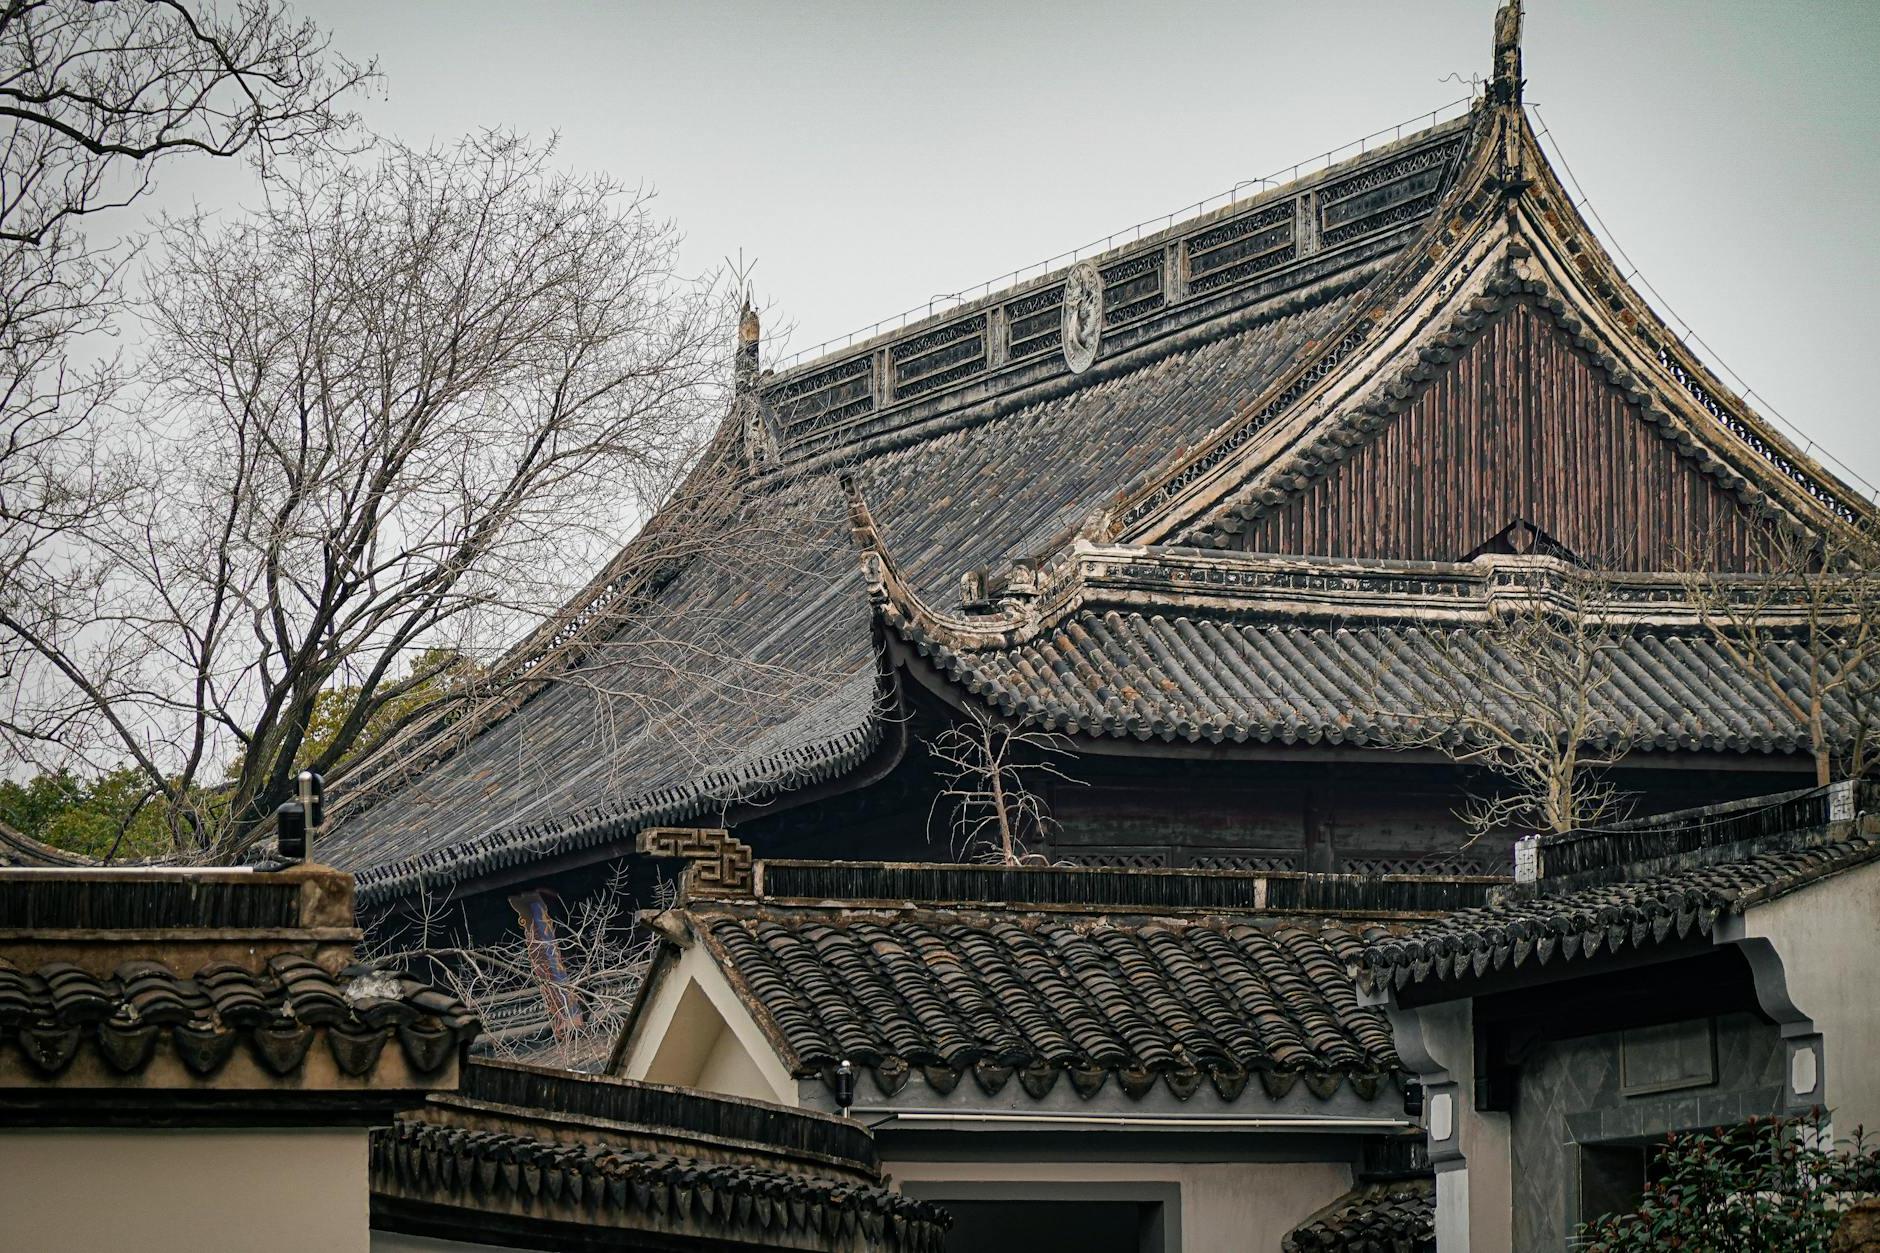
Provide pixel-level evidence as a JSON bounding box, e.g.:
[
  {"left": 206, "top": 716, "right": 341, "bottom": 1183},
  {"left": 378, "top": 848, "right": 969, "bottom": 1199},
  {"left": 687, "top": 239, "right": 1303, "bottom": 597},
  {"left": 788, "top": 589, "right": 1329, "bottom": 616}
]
[
  {"left": 1579, "top": 1138, "right": 1672, "bottom": 1229},
  {"left": 936, "top": 1199, "right": 1164, "bottom": 1253}
]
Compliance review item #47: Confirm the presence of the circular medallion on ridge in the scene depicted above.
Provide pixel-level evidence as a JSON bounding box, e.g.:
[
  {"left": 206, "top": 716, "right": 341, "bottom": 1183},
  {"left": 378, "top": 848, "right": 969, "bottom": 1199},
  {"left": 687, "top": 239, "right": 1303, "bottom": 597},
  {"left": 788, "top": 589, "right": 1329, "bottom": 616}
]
[{"left": 1060, "top": 260, "right": 1103, "bottom": 375}]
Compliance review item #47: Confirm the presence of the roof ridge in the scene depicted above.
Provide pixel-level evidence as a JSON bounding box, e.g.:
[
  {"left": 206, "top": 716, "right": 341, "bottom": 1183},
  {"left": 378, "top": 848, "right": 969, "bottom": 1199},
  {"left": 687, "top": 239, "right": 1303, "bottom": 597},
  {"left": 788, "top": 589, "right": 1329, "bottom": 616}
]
[
  {"left": 768, "top": 99, "right": 1480, "bottom": 379},
  {"left": 1525, "top": 781, "right": 1863, "bottom": 889},
  {"left": 761, "top": 114, "right": 1481, "bottom": 462},
  {"left": 735, "top": 858, "right": 1500, "bottom": 918}
]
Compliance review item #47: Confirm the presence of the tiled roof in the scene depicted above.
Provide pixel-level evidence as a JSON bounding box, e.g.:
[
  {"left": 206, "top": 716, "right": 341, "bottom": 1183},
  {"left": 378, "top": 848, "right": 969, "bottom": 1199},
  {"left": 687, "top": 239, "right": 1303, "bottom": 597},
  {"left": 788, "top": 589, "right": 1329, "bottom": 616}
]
[
  {"left": 0, "top": 953, "right": 478, "bottom": 1079},
  {"left": 374, "top": 1061, "right": 950, "bottom": 1253},
  {"left": 1360, "top": 788, "right": 1880, "bottom": 992},
  {"left": 902, "top": 611, "right": 1853, "bottom": 754},
  {"left": 859, "top": 542, "right": 1870, "bottom": 756},
  {"left": 683, "top": 896, "right": 1407, "bottom": 1104},
  {"left": 1283, "top": 1178, "right": 1435, "bottom": 1253},
  {"left": 318, "top": 73, "right": 1872, "bottom": 917},
  {"left": 321, "top": 254, "right": 1395, "bottom": 903},
  {"left": 374, "top": 1120, "right": 948, "bottom": 1252}
]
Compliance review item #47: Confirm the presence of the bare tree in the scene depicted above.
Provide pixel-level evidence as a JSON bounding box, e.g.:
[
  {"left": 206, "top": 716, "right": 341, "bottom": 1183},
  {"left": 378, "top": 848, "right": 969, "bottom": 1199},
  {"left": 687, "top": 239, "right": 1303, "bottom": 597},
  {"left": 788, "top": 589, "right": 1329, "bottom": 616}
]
[
  {"left": 3, "top": 131, "right": 731, "bottom": 857},
  {"left": 363, "top": 867, "right": 660, "bottom": 1073},
  {"left": 1, "top": 0, "right": 371, "bottom": 625},
  {"left": 1369, "top": 561, "right": 1640, "bottom": 843},
  {"left": 1678, "top": 522, "right": 1880, "bottom": 787},
  {"left": 927, "top": 705, "right": 1080, "bottom": 864}
]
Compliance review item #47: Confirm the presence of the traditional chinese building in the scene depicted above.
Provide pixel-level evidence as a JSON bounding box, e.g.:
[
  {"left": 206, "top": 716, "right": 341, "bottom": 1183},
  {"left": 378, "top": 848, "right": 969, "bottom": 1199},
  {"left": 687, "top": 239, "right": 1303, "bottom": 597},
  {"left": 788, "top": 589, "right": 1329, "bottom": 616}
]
[
  {"left": 1363, "top": 780, "right": 1880, "bottom": 1250},
  {"left": 608, "top": 830, "right": 1466, "bottom": 1252},
  {"left": 323, "top": 4, "right": 1869, "bottom": 939}
]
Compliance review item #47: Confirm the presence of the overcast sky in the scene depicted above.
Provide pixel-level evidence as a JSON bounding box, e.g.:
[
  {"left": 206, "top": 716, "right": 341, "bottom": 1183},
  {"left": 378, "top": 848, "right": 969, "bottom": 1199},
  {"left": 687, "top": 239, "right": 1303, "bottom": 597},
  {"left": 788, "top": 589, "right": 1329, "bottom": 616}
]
[{"left": 165, "top": 1, "right": 1880, "bottom": 489}]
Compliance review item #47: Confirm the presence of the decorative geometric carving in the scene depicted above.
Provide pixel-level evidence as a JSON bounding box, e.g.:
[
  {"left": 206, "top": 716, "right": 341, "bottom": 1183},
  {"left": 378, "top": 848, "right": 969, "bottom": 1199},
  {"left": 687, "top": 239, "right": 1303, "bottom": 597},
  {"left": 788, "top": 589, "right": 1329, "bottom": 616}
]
[
  {"left": 1061, "top": 260, "right": 1103, "bottom": 375},
  {"left": 636, "top": 827, "right": 754, "bottom": 897},
  {"left": 1188, "top": 850, "right": 1300, "bottom": 872},
  {"left": 1341, "top": 852, "right": 1506, "bottom": 877},
  {"left": 1318, "top": 138, "right": 1465, "bottom": 247},
  {"left": 1101, "top": 252, "right": 1165, "bottom": 328},
  {"left": 891, "top": 313, "right": 988, "bottom": 399},
  {"left": 753, "top": 116, "right": 1476, "bottom": 462},
  {"left": 1004, "top": 284, "right": 1065, "bottom": 362},
  {"left": 1062, "top": 849, "right": 1169, "bottom": 870},
  {"left": 1657, "top": 346, "right": 1858, "bottom": 524},
  {"left": 769, "top": 355, "right": 873, "bottom": 443},
  {"left": 1186, "top": 199, "right": 1296, "bottom": 295}
]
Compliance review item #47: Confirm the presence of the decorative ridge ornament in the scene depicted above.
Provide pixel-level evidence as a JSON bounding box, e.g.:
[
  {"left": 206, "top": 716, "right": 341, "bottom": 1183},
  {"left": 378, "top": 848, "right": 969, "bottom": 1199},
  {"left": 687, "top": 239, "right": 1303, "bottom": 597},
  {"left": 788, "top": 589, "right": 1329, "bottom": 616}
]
[
  {"left": 1060, "top": 260, "right": 1103, "bottom": 374},
  {"left": 1491, "top": 0, "right": 1524, "bottom": 105},
  {"left": 637, "top": 827, "right": 754, "bottom": 898},
  {"left": 735, "top": 303, "right": 777, "bottom": 465}
]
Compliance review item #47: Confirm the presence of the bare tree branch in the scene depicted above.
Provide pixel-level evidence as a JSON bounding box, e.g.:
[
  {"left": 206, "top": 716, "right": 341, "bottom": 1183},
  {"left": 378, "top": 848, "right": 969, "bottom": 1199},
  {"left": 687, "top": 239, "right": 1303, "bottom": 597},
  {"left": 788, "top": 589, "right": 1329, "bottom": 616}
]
[
  {"left": 1676, "top": 522, "right": 1880, "bottom": 787},
  {"left": 926, "top": 705, "right": 1082, "bottom": 864},
  {"left": 5, "top": 130, "right": 739, "bottom": 857},
  {"left": 2, "top": 0, "right": 372, "bottom": 659},
  {"left": 1365, "top": 560, "right": 1642, "bottom": 843},
  {"left": 362, "top": 865, "right": 661, "bottom": 1072}
]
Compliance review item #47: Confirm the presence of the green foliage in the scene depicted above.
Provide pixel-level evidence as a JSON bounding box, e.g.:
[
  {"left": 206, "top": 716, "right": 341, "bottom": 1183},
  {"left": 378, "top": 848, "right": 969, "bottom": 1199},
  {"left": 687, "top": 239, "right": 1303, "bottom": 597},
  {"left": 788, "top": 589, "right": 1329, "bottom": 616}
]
[
  {"left": 0, "top": 768, "right": 171, "bottom": 861},
  {"left": 6, "top": 650, "right": 478, "bottom": 860},
  {"left": 1580, "top": 1111, "right": 1880, "bottom": 1252},
  {"left": 226, "top": 647, "right": 475, "bottom": 783}
]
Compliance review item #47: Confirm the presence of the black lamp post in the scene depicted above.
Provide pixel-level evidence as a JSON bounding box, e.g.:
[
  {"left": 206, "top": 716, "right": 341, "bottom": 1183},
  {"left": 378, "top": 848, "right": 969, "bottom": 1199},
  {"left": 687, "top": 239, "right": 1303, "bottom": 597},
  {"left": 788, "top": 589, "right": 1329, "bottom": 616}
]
[{"left": 273, "top": 770, "right": 325, "bottom": 863}]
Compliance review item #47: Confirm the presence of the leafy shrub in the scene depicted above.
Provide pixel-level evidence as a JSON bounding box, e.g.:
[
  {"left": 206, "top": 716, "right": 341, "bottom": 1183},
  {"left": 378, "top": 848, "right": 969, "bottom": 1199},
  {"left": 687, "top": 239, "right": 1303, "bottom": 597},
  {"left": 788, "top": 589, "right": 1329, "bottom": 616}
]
[{"left": 1580, "top": 1110, "right": 1880, "bottom": 1252}]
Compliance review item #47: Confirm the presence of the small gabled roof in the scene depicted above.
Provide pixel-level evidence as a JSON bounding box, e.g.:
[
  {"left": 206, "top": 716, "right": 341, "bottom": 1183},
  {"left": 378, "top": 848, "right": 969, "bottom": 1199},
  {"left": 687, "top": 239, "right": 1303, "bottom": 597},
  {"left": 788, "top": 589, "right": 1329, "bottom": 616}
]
[
  {"left": 1358, "top": 782, "right": 1880, "bottom": 995},
  {"left": 621, "top": 852, "right": 1502, "bottom": 1108},
  {"left": 1284, "top": 1177, "right": 1435, "bottom": 1253}
]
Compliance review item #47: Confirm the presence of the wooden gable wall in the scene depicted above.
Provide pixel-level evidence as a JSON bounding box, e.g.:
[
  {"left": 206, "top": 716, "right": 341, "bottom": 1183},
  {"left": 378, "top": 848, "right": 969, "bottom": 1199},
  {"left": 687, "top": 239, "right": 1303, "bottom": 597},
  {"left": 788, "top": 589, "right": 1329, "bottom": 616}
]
[{"left": 1232, "top": 300, "right": 1782, "bottom": 570}]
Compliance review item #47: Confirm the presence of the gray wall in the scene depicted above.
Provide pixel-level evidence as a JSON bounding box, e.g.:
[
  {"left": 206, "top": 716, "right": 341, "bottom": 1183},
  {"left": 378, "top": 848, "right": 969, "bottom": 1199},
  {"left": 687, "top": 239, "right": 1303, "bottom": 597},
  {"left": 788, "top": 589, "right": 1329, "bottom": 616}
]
[{"left": 1509, "top": 1011, "right": 1786, "bottom": 1250}]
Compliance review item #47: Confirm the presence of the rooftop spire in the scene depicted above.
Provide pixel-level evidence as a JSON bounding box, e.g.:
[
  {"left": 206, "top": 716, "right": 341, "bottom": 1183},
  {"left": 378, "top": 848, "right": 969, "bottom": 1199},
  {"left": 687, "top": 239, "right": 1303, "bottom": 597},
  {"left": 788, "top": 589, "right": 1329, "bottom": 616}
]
[
  {"left": 1491, "top": 0, "right": 1524, "bottom": 104},
  {"left": 735, "top": 300, "right": 760, "bottom": 391},
  {"left": 735, "top": 301, "right": 775, "bottom": 465}
]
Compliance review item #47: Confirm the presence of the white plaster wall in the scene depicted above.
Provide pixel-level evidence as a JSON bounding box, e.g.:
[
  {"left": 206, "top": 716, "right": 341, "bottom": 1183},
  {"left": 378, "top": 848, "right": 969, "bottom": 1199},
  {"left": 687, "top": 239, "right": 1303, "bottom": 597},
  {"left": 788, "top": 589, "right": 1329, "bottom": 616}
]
[
  {"left": 887, "top": 1157, "right": 1351, "bottom": 1253},
  {"left": 1744, "top": 861, "right": 1880, "bottom": 1134},
  {"left": 617, "top": 944, "right": 795, "bottom": 1106},
  {"left": 1461, "top": 1108, "right": 1511, "bottom": 1252},
  {"left": 0, "top": 1127, "right": 367, "bottom": 1253},
  {"left": 1389, "top": 999, "right": 1512, "bottom": 1253},
  {"left": 695, "top": 1011, "right": 777, "bottom": 1098}
]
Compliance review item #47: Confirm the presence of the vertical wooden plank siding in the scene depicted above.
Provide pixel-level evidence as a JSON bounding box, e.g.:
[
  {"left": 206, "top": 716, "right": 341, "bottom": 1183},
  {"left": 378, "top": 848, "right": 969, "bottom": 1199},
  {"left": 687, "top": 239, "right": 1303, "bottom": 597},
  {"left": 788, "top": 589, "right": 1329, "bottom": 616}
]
[{"left": 1235, "top": 301, "right": 1775, "bottom": 569}]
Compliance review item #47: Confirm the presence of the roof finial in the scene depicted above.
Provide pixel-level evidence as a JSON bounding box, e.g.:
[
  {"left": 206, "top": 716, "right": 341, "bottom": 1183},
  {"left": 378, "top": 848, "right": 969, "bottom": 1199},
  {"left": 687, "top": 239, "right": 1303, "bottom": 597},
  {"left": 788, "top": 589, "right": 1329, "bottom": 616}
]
[
  {"left": 735, "top": 300, "right": 760, "bottom": 392},
  {"left": 735, "top": 300, "right": 775, "bottom": 465},
  {"left": 1491, "top": 0, "right": 1524, "bottom": 104}
]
